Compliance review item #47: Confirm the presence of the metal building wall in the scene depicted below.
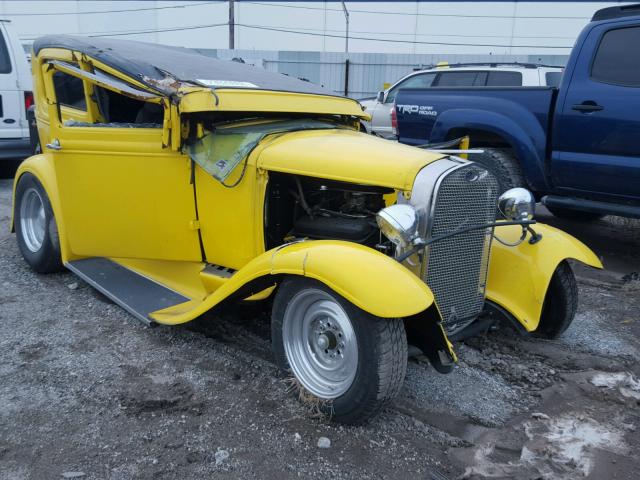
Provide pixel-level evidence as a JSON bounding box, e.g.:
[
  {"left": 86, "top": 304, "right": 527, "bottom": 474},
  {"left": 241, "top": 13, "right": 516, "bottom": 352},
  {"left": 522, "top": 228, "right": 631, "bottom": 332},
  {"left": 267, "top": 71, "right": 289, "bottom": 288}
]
[{"left": 194, "top": 48, "right": 570, "bottom": 99}]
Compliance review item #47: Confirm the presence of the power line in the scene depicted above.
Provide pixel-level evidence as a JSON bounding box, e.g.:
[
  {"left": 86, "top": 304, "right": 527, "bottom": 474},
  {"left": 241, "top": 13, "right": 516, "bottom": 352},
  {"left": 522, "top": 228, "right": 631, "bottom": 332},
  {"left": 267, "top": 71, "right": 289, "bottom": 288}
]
[
  {"left": 236, "top": 23, "right": 573, "bottom": 49},
  {"left": 245, "top": 2, "right": 591, "bottom": 20},
  {"left": 3, "top": 1, "right": 220, "bottom": 17},
  {"left": 20, "top": 23, "right": 228, "bottom": 40}
]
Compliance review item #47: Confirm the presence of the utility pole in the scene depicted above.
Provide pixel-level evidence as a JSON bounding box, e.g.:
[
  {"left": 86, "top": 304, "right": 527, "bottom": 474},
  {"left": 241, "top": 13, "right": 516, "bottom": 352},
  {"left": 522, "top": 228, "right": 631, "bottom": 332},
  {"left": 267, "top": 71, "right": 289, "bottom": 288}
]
[
  {"left": 341, "top": 2, "right": 350, "bottom": 97},
  {"left": 341, "top": 1, "right": 349, "bottom": 57},
  {"left": 228, "top": 0, "right": 235, "bottom": 50}
]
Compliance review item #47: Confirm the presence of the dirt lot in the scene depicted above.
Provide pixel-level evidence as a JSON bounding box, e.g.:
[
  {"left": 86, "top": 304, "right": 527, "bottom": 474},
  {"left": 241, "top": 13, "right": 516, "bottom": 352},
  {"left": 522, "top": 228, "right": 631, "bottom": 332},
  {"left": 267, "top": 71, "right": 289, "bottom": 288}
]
[{"left": 1, "top": 175, "right": 639, "bottom": 480}]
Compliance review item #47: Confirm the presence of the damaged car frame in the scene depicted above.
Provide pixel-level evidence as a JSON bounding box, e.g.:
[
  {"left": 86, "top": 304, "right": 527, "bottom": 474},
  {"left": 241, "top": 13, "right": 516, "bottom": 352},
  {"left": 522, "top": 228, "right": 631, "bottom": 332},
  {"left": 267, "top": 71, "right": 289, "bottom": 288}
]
[{"left": 13, "top": 36, "right": 601, "bottom": 424}]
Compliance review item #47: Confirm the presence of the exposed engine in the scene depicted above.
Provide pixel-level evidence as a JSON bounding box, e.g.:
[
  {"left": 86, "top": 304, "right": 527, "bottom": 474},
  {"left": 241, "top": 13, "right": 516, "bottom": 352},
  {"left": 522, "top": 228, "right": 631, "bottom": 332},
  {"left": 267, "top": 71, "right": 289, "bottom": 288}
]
[{"left": 265, "top": 174, "right": 394, "bottom": 250}]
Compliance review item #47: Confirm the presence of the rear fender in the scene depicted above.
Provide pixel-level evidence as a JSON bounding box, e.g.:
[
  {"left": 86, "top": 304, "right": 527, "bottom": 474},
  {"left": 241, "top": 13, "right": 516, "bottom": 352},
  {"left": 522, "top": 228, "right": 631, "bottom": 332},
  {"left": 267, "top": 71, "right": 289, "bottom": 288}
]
[
  {"left": 431, "top": 108, "right": 549, "bottom": 191},
  {"left": 11, "top": 154, "right": 72, "bottom": 262},
  {"left": 486, "top": 223, "right": 602, "bottom": 331},
  {"left": 151, "top": 240, "right": 435, "bottom": 324}
]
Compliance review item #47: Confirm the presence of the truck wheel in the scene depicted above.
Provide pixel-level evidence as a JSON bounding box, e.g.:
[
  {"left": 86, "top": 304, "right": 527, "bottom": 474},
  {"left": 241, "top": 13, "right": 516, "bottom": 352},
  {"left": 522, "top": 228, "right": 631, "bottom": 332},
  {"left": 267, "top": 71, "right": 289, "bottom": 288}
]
[
  {"left": 271, "top": 277, "right": 407, "bottom": 425},
  {"left": 14, "top": 173, "right": 63, "bottom": 273},
  {"left": 533, "top": 262, "right": 578, "bottom": 339},
  {"left": 472, "top": 148, "right": 524, "bottom": 192},
  {"left": 546, "top": 206, "right": 604, "bottom": 222}
]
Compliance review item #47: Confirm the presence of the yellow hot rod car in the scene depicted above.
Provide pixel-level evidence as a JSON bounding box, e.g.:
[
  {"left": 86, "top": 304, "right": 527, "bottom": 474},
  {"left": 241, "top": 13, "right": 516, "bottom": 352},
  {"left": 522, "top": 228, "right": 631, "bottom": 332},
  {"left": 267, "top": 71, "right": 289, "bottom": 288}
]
[{"left": 13, "top": 36, "right": 601, "bottom": 424}]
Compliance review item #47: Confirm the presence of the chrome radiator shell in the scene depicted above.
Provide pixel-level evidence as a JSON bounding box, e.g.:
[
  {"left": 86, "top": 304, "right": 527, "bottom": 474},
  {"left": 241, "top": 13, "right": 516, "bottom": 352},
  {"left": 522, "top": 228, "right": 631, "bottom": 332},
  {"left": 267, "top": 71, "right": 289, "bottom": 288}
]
[{"left": 401, "top": 158, "right": 499, "bottom": 334}]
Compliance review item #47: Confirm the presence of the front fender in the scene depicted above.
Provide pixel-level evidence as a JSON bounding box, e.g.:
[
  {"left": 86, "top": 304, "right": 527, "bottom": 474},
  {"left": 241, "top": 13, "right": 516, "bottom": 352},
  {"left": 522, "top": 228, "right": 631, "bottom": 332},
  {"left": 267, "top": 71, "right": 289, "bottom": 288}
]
[
  {"left": 486, "top": 223, "right": 602, "bottom": 331},
  {"left": 151, "top": 240, "right": 435, "bottom": 324},
  {"left": 11, "top": 154, "right": 72, "bottom": 262}
]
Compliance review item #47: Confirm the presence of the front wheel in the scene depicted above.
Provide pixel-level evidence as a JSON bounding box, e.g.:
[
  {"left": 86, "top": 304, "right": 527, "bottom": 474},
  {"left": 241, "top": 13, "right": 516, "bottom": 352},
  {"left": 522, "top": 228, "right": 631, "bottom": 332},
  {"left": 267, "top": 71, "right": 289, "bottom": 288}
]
[
  {"left": 534, "top": 261, "right": 578, "bottom": 339},
  {"left": 271, "top": 277, "right": 407, "bottom": 425}
]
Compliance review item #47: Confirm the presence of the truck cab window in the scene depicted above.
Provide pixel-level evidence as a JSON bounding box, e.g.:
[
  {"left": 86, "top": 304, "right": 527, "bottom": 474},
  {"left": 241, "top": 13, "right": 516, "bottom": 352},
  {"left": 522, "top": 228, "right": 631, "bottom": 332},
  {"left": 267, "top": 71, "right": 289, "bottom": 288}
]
[
  {"left": 92, "top": 86, "right": 163, "bottom": 127},
  {"left": 53, "top": 71, "right": 86, "bottom": 110},
  {"left": 591, "top": 26, "right": 640, "bottom": 87}
]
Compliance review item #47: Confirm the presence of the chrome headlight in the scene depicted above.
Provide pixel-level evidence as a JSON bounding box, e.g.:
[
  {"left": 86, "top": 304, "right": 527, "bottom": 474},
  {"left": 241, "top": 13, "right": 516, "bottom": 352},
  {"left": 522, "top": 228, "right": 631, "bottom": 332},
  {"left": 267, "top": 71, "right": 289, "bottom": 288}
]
[
  {"left": 376, "top": 204, "right": 418, "bottom": 247},
  {"left": 498, "top": 188, "right": 535, "bottom": 221}
]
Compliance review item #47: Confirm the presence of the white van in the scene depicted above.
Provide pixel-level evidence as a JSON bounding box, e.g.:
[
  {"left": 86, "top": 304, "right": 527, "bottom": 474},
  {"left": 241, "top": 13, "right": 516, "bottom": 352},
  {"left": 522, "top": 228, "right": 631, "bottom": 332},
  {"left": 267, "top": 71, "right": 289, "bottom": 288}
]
[{"left": 0, "top": 20, "right": 32, "bottom": 160}]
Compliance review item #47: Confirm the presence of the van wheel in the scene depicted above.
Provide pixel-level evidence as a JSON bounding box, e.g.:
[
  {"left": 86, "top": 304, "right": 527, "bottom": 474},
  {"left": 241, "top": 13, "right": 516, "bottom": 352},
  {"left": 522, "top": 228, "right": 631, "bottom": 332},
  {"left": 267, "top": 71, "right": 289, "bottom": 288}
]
[
  {"left": 533, "top": 262, "right": 578, "bottom": 339},
  {"left": 14, "top": 173, "right": 63, "bottom": 273},
  {"left": 472, "top": 148, "right": 524, "bottom": 192},
  {"left": 271, "top": 277, "right": 407, "bottom": 425},
  {"left": 546, "top": 206, "right": 604, "bottom": 222}
]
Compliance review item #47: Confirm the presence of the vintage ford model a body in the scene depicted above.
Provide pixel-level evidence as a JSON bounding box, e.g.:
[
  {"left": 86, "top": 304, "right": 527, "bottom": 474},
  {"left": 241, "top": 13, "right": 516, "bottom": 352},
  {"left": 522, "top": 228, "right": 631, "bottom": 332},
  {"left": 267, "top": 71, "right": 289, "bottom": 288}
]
[{"left": 12, "top": 36, "right": 601, "bottom": 424}]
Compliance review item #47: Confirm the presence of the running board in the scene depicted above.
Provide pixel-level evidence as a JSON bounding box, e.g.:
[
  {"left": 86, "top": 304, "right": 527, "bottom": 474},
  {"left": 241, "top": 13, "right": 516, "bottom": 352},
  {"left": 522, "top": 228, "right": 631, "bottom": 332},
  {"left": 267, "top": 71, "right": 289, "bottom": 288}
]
[
  {"left": 66, "top": 257, "right": 190, "bottom": 326},
  {"left": 542, "top": 195, "right": 640, "bottom": 219}
]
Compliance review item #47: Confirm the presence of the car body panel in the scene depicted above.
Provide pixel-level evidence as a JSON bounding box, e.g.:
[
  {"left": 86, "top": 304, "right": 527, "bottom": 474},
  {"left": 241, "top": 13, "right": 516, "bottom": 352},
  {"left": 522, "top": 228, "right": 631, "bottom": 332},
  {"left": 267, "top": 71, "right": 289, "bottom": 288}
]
[
  {"left": 486, "top": 223, "right": 602, "bottom": 331},
  {"left": 257, "top": 128, "right": 445, "bottom": 191},
  {"left": 148, "top": 240, "right": 436, "bottom": 324}
]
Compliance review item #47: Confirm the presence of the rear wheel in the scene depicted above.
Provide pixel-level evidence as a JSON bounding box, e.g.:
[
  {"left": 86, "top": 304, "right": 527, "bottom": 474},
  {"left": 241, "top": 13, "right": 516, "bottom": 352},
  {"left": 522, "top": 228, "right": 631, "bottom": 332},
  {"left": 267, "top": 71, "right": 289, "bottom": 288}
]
[
  {"left": 534, "top": 261, "right": 578, "bottom": 339},
  {"left": 546, "top": 206, "right": 605, "bottom": 222},
  {"left": 14, "top": 173, "right": 63, "bottom": 273},
  {"left": 472, "top": 148, "right": 524, "bottom": 192},
  {"left": 271, "top": 277, "right": 407, "bottom": 425}
]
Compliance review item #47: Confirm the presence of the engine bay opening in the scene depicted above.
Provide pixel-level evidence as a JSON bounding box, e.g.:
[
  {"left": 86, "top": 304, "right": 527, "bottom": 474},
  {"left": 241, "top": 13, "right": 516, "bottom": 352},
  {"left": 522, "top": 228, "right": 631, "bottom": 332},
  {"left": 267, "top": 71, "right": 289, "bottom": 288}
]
[{"left": 264, "top": 173, "right": 395, "bottom": 252}]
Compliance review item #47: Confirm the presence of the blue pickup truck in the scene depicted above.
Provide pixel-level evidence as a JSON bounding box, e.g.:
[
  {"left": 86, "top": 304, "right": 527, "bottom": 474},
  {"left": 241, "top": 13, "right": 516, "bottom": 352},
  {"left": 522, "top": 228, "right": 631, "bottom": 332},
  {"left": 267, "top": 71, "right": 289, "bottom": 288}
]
[{"left": 395, "top": 4, "right": 640, "bottom": 220}]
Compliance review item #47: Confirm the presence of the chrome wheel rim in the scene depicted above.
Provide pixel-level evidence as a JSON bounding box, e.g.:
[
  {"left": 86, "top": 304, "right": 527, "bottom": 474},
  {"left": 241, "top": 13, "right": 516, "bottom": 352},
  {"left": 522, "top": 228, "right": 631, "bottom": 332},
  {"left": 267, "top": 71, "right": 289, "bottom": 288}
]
[
  {"left": 282, "top": 288, "right": 358, "bottom": 399},
  {"left": 20, "top": 187, "right": 46, "bottom": 252}
]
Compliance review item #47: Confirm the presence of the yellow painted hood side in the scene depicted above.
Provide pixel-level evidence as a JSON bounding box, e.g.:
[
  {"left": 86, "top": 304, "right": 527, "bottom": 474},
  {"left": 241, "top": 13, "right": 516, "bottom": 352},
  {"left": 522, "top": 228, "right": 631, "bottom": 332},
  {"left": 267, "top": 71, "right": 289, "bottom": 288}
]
[{"left": 257, "top": 129, "right": 445, "bottom": 191}]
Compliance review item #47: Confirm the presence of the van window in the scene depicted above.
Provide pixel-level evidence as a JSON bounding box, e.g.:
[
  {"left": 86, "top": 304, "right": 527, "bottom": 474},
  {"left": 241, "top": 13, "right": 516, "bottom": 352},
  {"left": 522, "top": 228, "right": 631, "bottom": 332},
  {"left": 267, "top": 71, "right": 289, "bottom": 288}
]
[
  {"left": 386, "top": 73, "right": 436, "bottom": 103},
  {"left": 435, "top": 71, "right": 487, "bottom": 87},
  {"left": 591, "top": 26, "right": 640, "bottom": 87},
  {"left": 545, "top": 72, "right": 563, "bottom": 87},
  {"left": 53, "top": 71, "right": 87, "bottom": 110},
  {"left": 486, "top": 71, "right": 522, "bottom": 86},
  {"left": 0, "top": 29, "right": 12, "bottom": 74}
]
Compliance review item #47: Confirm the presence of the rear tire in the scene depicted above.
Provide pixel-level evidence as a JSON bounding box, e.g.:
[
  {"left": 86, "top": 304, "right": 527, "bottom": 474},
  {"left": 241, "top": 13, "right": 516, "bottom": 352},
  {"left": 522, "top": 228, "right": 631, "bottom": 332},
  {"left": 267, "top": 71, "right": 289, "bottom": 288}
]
[
  {"left": 534, "top": 262, "right": 578, "bottom": 339},
  {"left": 14, "top": 173, "right": 63, "bottom": 273},
  {"left": 271, "top": 277, "right": 407, "bottom": 425},
  {"left": 546, "top": 206, "right": 605, "bottom": 222},
  {"left": 472, "top": 148, "right": 524, "bottom": 192}
]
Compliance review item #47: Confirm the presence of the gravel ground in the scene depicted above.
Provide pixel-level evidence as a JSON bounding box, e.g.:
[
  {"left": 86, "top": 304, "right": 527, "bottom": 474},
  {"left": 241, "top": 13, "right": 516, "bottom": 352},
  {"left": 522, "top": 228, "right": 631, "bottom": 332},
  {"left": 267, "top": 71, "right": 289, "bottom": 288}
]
[{"left": 1, "top": 177, "right": 639, "bottom": 479}]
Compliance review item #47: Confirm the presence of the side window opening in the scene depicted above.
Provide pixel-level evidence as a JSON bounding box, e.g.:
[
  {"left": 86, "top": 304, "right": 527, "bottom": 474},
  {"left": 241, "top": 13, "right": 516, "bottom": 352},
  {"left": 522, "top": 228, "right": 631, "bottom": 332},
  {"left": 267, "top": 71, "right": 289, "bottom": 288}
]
[
  {"left": 53, "top": 70, "right": 87, "bottom": 111},
  {"left": 93, "top": 86, "right": 163, "bottom": 126},
  {"left": 591, "top": 26, "right": 640, "bottom": 87},
  {"left": 0, "top": 28, "right": 12, "bottom": 74},
  {"left": 486, "top": 71, "right": 523, "bottom": 87},
  {"left": 386, "top": 73, "right": 436, "bottom": 103}
]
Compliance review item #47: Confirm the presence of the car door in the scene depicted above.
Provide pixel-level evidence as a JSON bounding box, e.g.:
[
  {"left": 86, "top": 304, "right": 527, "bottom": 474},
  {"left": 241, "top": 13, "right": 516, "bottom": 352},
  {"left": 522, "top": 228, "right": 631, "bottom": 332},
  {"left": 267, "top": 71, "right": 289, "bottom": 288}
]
[
  {"left": 42, "top": 61, "right": 202, "bottom": 262},
  {"left": 553, "top": 23, "right": 640, "bottom": 200},
  {"left": 0, "top": 23, "right": 22, "bottom": 140},
  {"left": 371, "top": 72, "right": 436, "bottom": 138}
]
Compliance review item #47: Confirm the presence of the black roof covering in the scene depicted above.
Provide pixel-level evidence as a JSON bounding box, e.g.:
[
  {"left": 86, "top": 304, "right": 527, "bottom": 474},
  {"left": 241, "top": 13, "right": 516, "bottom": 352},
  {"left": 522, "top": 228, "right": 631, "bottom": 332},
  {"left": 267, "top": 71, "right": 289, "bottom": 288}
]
[{"left": 33, "top": 35, "right": 336, "bottom": 97}]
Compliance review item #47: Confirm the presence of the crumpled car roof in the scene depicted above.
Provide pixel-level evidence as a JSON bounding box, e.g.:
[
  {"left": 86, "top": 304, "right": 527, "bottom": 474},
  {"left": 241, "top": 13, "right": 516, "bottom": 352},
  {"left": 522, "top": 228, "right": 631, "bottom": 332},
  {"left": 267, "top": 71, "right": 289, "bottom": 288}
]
[{"left": 33, "top": 35, "right": 336, "bottom": 97}]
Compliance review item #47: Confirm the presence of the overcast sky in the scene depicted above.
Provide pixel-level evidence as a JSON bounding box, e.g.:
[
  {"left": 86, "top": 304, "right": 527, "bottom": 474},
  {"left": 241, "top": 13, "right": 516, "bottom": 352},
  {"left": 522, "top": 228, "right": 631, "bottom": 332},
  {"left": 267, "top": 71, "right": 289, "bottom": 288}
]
[{"left": 0, "top": 1, "right": 629, "bottom": 55}]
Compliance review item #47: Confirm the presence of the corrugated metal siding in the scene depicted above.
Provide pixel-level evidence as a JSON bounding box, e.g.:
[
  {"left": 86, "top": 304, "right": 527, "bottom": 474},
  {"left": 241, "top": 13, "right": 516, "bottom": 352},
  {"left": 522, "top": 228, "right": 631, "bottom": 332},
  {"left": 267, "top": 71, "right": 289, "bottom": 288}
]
[{"left": 194, "top": 49, "right": 569, "bottom": 99}]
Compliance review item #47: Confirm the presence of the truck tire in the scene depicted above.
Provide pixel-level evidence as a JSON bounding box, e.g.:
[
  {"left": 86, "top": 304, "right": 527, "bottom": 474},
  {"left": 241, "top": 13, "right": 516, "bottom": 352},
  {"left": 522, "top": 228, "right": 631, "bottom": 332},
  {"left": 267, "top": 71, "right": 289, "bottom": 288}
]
[
  {"left": 546, "top": 206, "right": 604, "bottom": 222},
  {"left": 533, "top": 262, "right": 578, "bottom": 339},
  {"left": 14, "top": 173, "right": 63, "bottom": 273},
  {"left": 472, "top": 148, "right": 525, "bottom": 192},
  {"left": 271, "top": 277, "right": 407, "bottom": 425}
]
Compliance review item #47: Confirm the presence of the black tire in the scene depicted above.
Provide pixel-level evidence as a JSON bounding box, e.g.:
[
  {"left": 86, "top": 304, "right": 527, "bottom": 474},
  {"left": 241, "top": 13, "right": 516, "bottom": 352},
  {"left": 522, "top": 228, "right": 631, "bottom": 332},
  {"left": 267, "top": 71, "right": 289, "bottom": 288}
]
[
  {"left": 472, "top": 148, "right": 525, "bottom": 192},
  {"left": 546, "top": 206, "right": 605, "bottom": 222},
  {"left": 534, "top": 261, "right": 578, "bottom": 339},
  {"left": 271, "top": 277, "right": 407, "bottom": 425},
  {"left": 14, "top": 173, "right": 63, "bottom": 273}
]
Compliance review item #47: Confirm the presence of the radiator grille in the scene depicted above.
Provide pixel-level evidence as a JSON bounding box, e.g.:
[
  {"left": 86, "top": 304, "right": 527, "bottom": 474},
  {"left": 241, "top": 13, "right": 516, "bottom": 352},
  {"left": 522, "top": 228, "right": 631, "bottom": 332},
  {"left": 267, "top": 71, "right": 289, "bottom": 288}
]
[{"left": 423, "top": 163, "right": 499, "bottom": 334}]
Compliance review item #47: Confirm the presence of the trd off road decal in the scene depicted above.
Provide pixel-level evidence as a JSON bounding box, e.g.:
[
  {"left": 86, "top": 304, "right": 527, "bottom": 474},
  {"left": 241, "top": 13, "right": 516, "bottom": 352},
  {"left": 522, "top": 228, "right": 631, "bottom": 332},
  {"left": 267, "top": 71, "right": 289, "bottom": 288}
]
[{"left": 396, "top": 104, "right": 438, "bottom": 117}]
